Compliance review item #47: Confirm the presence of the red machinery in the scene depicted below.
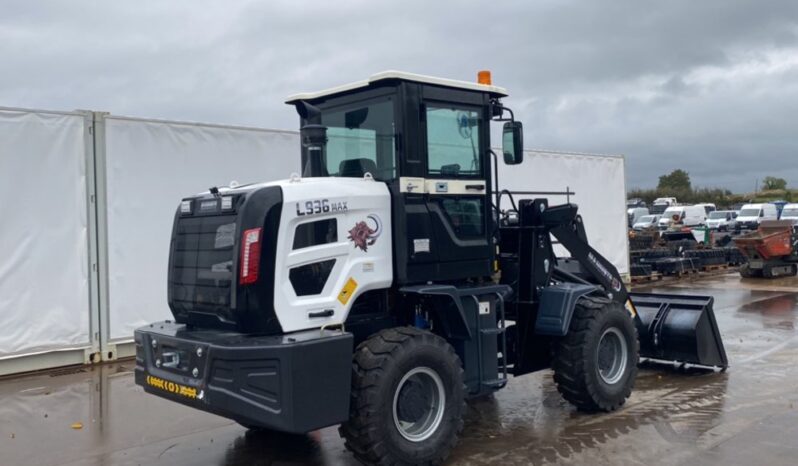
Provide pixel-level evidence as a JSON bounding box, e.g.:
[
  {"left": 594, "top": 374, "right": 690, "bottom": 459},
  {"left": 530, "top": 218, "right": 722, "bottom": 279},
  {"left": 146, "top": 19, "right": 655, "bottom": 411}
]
[{"left": 735, "top": 220, "right": 798, "bottom": 278}]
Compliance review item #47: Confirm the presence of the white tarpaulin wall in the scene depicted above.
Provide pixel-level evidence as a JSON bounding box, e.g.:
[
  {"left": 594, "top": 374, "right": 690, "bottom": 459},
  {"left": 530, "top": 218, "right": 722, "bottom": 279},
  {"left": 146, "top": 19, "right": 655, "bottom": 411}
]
[
  {"left": 498, "top": 150, "right": 629, "bottom": 275},
  {"left": 103, "top": 117, "right": 300, "bottom": 340},
  {"left": 0, "top": 109, "right": 91, "bottom": 357},
  {"left": 0, "top": 107, "right": 630, "bottom": 371}
]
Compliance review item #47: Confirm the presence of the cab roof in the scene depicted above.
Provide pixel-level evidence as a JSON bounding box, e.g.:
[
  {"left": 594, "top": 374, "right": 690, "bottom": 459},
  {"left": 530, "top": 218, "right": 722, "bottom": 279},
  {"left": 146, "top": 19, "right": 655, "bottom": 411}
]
[{"left": 285, "top": 70, "right": 508, "bottom": 104}]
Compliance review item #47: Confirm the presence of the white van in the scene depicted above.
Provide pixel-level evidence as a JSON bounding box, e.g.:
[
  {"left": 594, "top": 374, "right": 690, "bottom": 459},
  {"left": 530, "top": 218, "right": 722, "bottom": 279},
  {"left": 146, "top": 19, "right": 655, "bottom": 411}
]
[
  {"left": 778, "top": 203, "right": 798, "bottom": 225},
  {"left": 650, "top": 197, "right": 677, "bottom": 214},
  {"left": 627, "top": 207, "right": 649, "bottom": 227},
  {"left": 633, "top": 214, "right": 661, "bottom": 230},
  {"left": 695, "top": 203, "right": 717, "bottom": 214},
  {"left": 737, "top": 203, "right": 779, "bottom": 230},
  {"left": 706, "top": 210, "right": 737, "bottom": 230},
  {"left": 658, "top": 205, "right": 707, "bottom": 229}
]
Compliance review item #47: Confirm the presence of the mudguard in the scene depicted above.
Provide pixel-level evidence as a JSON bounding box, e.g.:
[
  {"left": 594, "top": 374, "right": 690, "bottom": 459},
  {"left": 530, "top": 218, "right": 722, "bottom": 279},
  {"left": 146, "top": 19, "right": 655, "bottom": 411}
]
[{"left": 535, "top": 282, "right": 598, "bottom": 336}]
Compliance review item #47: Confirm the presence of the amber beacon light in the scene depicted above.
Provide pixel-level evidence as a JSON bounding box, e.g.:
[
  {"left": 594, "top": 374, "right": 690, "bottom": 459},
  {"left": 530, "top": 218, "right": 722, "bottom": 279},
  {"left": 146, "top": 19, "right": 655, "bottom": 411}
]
[{"left": 477, "top": 70, "right": 492, "bottom": 85}]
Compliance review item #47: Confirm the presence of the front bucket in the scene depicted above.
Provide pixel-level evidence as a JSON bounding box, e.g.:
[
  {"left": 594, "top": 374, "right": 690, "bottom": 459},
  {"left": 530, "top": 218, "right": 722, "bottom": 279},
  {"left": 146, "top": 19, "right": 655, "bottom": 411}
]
[{"left": 629, "top": 292, "right": 728, "bottom": 370}]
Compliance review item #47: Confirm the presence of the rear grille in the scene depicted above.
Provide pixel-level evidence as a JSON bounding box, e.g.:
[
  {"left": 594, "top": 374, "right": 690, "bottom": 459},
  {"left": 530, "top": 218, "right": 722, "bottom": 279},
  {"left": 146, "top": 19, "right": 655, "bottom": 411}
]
[{"left": 169, "top": 214, "right": 238, "bottom": 316}]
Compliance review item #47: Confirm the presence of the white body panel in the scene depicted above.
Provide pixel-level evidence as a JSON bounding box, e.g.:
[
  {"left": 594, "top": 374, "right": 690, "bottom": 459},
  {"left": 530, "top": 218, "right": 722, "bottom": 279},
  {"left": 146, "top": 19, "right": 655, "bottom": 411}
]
[
  {"left": 273, "top": 177, "right": 393, "bottom": 333},
  {"left": 286, "top": 70, "right": 508, "bottom": 102}
]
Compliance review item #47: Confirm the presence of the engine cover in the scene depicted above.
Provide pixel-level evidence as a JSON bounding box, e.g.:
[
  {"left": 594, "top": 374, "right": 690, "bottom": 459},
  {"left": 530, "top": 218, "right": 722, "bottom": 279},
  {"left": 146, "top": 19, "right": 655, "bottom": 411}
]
[
  {"left": 167, "top": 176, "right": 393, "bottom": 334},
  {"left": 274, "top": 177, "right": 393, "bottom": 332}
]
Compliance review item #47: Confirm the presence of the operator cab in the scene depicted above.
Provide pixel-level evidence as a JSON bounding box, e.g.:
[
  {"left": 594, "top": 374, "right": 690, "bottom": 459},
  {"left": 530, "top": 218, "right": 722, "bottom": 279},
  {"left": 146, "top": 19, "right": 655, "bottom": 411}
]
[{"left": 286, "top": 70, "right": 523, "bottom": 284}]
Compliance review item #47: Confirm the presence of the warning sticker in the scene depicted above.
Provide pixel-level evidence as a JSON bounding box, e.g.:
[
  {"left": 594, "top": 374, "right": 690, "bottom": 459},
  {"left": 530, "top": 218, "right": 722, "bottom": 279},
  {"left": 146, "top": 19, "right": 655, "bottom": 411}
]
[{"left": 338, "top": 277, "right": 358, "bottom": 305}]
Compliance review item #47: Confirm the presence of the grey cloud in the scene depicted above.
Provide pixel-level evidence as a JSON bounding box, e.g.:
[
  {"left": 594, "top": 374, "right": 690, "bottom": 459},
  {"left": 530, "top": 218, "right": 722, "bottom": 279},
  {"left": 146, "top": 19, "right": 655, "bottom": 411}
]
[{"left": 1, "top": 0, "right": 797, "bottom": 191}]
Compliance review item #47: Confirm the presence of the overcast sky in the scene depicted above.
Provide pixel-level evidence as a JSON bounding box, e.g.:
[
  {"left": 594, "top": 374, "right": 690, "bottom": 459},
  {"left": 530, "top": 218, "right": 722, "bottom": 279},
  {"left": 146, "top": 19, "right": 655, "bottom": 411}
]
[{"left": 2, "top": 0, "right": 797, "bottom": 191}]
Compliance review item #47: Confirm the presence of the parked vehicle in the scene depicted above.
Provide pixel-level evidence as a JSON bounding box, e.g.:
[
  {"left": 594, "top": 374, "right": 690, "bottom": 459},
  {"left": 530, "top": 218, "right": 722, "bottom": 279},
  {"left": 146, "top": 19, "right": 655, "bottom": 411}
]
[
  {"left": 627, "top": 207, "right": 649, "bottom": 227},
  {"left": 133, "top": 71, "right": 727, "bottom": 466},
  {"left": 626, "top": 198, "right": 646, "bottom": 208},
  {"left": 736, "top": 203, "right": 779, "bottom": 230},
  {"left": 658, "top": 205, "right": 707, "bottom": 229},
  {"left": 737, "top": 220, "right": 798, "bottom": 278},
  {"left": 633, "top": 214, "right": 661, "bottom": 230},
  {"left": 772, "top": 200, "right": 788, "bottom": 217},
  {"left": 706, "top": 210, "right": 738, "bottom": 231},
  {"left": 779, "top": 203, "right": 798, "bottom": 225},
  {"left": 650, "top": 197, "right": 677, "bottom": 214},
  {"left": 695, "top": 203, "right": 717, "bottom": 214}
]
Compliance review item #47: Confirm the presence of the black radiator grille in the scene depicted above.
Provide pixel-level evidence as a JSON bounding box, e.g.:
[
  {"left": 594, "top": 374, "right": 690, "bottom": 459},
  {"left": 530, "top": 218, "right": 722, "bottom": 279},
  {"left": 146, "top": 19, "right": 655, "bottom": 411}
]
[{"left": 169, "top": 214, "right": 238, "bottom": 316}]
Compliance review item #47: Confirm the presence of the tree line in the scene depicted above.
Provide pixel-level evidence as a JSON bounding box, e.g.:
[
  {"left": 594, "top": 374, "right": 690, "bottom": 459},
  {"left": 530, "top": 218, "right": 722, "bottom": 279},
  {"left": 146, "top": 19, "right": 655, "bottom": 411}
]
[{"left": 628, "top": 170, "right": 793, "bottom": 209}]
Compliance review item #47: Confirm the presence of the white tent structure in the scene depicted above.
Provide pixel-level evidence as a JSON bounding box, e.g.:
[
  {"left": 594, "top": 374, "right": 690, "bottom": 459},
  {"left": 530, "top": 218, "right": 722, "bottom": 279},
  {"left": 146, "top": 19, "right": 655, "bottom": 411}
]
[{"left": 0, "top": 106, "right": 628, "bottom": 375}]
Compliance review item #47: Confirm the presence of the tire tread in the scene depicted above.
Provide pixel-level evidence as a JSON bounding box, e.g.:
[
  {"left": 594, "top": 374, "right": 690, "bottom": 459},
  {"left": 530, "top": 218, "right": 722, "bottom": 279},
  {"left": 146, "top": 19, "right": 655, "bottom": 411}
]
[{"left": 340, "top": 327, "right": 465, "bottom": 466}]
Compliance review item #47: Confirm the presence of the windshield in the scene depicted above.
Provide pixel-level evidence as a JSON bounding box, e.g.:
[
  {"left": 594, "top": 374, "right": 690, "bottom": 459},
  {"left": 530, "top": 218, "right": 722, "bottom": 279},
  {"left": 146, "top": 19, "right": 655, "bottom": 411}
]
[
  {"left": 318, "top": 98, "right": 396, "bottom": 180},
  {"left": 636, "top": 215, "right": 656, "bottom": 223},
  {"left": 709, "top": 211, "right": 728, "bottom": 219},
  {"left": 782, "top": 208, "right": 798, "bottom": 217},
  {"left": 738, "top": 208, "right": 760, "bottom": 217}
]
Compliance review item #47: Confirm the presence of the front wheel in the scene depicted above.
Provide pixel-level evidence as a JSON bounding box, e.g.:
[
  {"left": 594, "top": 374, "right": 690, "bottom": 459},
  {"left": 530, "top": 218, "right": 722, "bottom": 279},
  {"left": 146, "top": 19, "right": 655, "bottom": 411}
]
[
  {"left": 552, "top": 296, "right": 639, "bottom": 412},
  {"left": 340, "top": 327, "right": 465, "bottom": 466}
]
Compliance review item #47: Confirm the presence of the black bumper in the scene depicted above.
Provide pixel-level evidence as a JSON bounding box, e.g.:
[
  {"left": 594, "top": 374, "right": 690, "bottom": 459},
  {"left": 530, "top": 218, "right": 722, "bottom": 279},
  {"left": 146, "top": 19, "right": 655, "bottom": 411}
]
[{"left": 134, "top": 321, "right": 353, "bottom": 433}]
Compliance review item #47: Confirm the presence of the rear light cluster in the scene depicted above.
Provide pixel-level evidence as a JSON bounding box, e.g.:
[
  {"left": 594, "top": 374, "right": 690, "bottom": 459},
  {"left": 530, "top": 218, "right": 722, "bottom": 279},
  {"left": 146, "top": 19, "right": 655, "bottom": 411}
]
[
  {"left": 180, "top": 200, "right": 192, "bottom": 215},
  {"left": 179, "top": 196, "right": 234, "bottom": 216},
  {"left": 239, "top": 227, "right": 262, "bottom": 285}
]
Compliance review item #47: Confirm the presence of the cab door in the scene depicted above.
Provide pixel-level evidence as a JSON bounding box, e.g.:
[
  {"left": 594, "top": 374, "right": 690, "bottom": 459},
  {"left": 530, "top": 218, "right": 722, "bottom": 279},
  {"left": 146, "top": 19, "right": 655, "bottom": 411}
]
[{"left": 408, "top": 102, "right": 493, "bottom": 280}]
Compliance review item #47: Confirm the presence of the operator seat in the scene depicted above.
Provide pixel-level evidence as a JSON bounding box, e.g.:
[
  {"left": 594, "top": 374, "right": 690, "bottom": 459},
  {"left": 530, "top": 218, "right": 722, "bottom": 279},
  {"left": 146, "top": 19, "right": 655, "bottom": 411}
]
[{"left": 339, "top": 158, "right": 378, "bottom": 178}]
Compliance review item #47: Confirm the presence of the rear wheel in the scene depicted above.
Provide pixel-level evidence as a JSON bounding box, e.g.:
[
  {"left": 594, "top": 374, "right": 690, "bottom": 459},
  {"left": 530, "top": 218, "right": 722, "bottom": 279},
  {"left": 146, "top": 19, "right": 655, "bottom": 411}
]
[
  {"left": 340, "top": 327, "right": 465, "bottom": 466},
  {"left": 552, "top": 296, "right": 639, "bottom": 412}
]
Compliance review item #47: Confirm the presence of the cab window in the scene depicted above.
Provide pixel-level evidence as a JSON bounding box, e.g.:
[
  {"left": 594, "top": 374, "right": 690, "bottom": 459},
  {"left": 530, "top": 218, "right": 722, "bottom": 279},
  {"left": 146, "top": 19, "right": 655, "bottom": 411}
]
[
  {"left": 321, "top": 98, "right": 396, "bottom": 180},
  {"left": 426, "top": 106, "right": 482, "bottom": 177}
]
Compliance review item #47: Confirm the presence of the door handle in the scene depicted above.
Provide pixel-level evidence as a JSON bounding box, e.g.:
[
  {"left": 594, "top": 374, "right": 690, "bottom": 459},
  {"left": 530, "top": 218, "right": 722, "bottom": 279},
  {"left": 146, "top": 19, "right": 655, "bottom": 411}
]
[
  {"left": 308, "top": 309, "right": 334, "bottom": 318},
  {"left": 466, "top": 184, "right": 485, "bottom": 190}
]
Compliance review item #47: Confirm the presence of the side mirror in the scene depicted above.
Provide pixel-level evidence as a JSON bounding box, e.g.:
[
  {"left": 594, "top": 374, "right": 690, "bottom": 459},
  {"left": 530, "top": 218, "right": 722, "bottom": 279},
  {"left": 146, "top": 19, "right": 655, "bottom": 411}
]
[{"left": 502, "top": 121, "right": 524, "bottom": 165}]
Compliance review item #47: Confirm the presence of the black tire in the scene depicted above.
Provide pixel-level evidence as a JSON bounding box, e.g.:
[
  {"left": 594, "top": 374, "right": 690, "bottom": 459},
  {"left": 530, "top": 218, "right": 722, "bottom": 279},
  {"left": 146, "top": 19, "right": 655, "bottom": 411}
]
[
  {"left": 552, "top": 296, "right": 639, "bottom": 412},
  {"left": 340, "top": 327, "right": 465, "bottom": 466}
]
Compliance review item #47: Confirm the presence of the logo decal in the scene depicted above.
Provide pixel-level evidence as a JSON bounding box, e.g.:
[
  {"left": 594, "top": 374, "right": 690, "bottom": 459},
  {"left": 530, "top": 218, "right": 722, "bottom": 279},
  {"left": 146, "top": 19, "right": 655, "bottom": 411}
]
[
  {"left": 296, "top": 199, "right": 348, "bottom": 216},
  {"left": 587, "top": 252, "right": 623, "bottom": 293},
  {"left": 347, "top": 214, "right": 382, "bottom": 252},
  {"left": 145, "top": 375, "right": 198, "bottom": 399}
]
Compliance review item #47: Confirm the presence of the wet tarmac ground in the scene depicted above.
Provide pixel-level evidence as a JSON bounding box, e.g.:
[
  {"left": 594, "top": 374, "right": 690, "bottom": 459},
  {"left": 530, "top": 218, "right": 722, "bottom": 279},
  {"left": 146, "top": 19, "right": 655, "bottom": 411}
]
[{"left": 2, "top": 271, "right": 798, "bottom": 466}]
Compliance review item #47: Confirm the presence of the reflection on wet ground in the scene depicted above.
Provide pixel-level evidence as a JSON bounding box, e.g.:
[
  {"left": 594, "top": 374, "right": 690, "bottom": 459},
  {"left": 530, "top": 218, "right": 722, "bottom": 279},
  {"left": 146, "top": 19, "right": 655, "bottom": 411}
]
[{"left": 2, "top": 272, "right": 798, "bottom": 465}]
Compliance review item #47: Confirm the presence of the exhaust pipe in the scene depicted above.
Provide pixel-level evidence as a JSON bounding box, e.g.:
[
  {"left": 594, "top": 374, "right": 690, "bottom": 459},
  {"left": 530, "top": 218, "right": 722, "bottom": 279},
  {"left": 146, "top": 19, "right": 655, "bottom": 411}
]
[{"left": 630, "top": 292, "right": 728, "bottom": 370}]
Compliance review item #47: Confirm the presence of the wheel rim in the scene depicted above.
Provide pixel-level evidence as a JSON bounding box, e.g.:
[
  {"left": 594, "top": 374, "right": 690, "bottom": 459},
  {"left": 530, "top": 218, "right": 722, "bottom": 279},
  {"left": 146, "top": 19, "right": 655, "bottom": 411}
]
[
  {"left": 392, "top": 367, "right": 446, "bottom": 442},
  {"left": 596, "top": 327, "right": 628, "bottom": 385}
]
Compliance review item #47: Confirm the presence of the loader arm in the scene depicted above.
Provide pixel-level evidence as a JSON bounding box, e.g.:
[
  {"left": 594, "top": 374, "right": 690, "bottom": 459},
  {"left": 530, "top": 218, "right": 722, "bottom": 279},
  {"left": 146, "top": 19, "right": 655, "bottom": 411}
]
[
  {"left": 538, "top": 203, "right": 728, "bottom": 370},
  {"left": 542, "top": 204, "right": 633, "bottom": 313}
]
